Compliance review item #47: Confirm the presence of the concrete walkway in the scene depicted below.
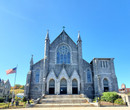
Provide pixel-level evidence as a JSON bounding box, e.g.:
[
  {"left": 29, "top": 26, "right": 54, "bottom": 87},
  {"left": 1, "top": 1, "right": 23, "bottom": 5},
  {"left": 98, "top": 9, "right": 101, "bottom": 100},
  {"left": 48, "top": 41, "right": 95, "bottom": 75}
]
[{"left": 5, "top": 107, "right": 130, "bottom": 110}]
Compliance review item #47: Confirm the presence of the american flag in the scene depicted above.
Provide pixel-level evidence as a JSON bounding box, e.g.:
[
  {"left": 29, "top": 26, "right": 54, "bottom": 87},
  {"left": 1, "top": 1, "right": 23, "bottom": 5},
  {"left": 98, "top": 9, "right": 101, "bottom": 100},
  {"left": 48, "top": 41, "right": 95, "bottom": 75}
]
[{"left": 6, "top": 67, "right": 17, "bottom": 75}]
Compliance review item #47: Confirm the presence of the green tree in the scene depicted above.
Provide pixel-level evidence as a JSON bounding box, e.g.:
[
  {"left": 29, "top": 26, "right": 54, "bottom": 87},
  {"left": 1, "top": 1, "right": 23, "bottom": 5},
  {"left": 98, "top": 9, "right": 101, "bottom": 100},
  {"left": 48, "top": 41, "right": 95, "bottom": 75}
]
[
  {"left": 19, "top": 85, "right": 24, "bottom": 90},
  {"left": 14, "top": 84, "right": 21, "bottom": 89}
]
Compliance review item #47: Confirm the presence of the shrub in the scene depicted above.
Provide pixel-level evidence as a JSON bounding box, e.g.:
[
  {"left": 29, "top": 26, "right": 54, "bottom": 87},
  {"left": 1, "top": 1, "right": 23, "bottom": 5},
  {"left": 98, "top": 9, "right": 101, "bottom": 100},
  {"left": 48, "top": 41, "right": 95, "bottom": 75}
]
[
  {"left": 101, "top": 92, "right": 119, "bottom": 103},
  {"left": 114, "top": 98, "right": 125, "bottom": 105},
  {"left": 15, "top": 96, "right": 21, "bottom": 101},
  {"left": 0, "top": 97, "right": 5, "bottom": 102},
  {"left": 29, "top": 99, "right": 34, "bottom": 103},
  {"left": 22, "top": 96, "right": 27, "bottom": 103}
]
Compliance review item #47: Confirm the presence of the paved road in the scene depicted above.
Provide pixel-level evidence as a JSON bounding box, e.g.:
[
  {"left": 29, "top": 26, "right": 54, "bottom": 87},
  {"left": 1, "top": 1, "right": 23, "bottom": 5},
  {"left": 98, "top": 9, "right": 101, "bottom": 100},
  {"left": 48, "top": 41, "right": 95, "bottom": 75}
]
[{"left": 5, "top": 107, "right": 130, "bottom": 110}]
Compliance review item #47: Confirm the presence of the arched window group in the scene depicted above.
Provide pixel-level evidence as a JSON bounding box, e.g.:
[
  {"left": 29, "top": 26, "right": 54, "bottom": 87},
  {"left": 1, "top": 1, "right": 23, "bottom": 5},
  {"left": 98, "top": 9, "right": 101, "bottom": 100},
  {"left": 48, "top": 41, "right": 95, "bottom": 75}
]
[
  {"left": 87, "top": 69, "right": 91, "bottom": 83},
  {"left": 35, "top": 69, "right": 40, "bottom": 83},
  {"left": 48, "top": 78, "right": 78, "bottom": 94},
  {"left": 57, "top": 45, "right": 70, "bottom": 64}
]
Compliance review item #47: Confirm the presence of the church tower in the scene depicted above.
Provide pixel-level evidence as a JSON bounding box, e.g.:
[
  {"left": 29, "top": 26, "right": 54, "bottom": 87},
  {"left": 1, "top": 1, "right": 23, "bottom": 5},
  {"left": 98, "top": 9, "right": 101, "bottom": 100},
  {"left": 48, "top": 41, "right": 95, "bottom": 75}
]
[
  {"left": 42, "top": 31, "right": 50, "bottom": 95},
  {"left": 77, "top": 32, "right": 84, "bottom": 94},
  {"left": 43, "top": 31, "right": 50, "bottom": 77}
]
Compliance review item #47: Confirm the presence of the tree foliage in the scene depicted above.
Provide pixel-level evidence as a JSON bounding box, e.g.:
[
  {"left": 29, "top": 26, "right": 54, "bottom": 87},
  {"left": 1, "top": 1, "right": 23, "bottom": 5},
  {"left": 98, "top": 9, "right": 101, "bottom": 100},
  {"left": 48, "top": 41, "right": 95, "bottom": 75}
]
[{"left": 11, "top": 84, "right": 24, "bottom": 90}]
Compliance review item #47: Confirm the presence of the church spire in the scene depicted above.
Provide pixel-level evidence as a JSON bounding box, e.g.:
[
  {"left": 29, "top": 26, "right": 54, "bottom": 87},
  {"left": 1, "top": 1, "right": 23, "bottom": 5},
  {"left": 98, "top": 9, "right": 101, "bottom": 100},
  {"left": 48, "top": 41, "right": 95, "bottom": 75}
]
[
  {"left": 45, "top": 30, "right": 50, "bottom": 40},
  {"left": 77, "top": 31, "right": 82, "bottom": 43},
  {"left": 30, "top": 55, "right": 33, "bottom": 70}
]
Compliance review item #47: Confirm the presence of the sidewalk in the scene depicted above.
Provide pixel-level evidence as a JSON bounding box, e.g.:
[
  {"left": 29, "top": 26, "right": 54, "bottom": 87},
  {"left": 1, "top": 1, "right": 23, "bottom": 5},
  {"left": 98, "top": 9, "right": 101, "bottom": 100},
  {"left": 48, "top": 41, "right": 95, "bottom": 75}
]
[{"left": 5, "top": 107, "right": 130, "bottom": 110}]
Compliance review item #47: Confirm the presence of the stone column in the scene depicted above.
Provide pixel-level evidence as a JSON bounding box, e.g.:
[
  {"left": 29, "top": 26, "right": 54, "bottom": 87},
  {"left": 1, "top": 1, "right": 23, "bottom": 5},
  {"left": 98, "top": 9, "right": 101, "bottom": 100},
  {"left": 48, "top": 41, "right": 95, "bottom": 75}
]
[
  {"left": 42, "top": 78, "right": 46, "bottom": 97},
  {"left": 97, "top": 75, "right": 101, "bottom": 96}
]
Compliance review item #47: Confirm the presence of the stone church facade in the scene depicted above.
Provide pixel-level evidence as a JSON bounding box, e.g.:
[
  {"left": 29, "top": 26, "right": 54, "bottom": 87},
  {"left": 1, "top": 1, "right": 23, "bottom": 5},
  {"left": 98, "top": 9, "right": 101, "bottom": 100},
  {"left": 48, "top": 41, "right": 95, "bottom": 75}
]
[{"left": 24, "top": 30, "right": 118, "bottom": 99}]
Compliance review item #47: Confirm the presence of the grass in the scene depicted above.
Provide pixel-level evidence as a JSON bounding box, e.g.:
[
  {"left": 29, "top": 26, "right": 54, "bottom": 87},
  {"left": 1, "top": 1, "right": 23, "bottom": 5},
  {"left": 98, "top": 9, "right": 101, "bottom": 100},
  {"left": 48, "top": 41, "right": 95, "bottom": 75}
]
[
  {"left": 0, "top": 101, "right": 26, "bottom": 109},
  {"left": 0, "top": 103, "right": 9, "bottom": 109}
]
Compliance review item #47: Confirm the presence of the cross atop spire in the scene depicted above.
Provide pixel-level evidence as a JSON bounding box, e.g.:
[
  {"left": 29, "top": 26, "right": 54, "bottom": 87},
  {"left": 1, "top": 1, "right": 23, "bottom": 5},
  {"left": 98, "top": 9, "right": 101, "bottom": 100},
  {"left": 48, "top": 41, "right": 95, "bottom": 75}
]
[{"left": 63, "top": 26, "right": 65, "bottom": 30}]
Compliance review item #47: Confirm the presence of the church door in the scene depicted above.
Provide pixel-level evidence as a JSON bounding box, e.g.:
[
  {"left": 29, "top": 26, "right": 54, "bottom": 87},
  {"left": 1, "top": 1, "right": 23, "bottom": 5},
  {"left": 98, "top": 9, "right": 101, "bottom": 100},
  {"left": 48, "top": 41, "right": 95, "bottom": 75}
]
[
  {"left": 60, "top": 78, "right": 67, "bottom": 94},
  {"left": 49, "top": 79, "right": 55, "bottom": 94},
  {"left": 72, "top": 79, "right": 78, "bottom": 94}
]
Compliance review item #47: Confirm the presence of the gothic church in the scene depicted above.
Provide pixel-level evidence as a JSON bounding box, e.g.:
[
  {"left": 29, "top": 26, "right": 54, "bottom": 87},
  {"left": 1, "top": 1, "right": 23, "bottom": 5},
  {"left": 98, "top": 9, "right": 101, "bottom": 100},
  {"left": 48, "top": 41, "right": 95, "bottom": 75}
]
[{"left": 24, "top": 30, "right": 118, "bottom": 99}]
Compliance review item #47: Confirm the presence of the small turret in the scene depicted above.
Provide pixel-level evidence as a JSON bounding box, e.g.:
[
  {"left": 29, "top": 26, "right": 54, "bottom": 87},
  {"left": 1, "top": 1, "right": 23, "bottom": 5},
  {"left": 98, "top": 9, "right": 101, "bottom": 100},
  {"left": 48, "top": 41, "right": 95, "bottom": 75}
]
[
  {"left": 30, "top": 55, "right": 33, "bottom": 70},
  {"left": 77, "top": 31, "right": 84, "bottom": 93},
  {"left": 44, "top": 30, "right": 50, "bottom": 59},
  {"left": 45, "top": 30, "right": 50, "bottom": 41},
  {"left": 77, "top": 31, "right": 82, "bottom": 43},
  {"left": 77, "top": 32, "right": 82, "bottom": 58}
]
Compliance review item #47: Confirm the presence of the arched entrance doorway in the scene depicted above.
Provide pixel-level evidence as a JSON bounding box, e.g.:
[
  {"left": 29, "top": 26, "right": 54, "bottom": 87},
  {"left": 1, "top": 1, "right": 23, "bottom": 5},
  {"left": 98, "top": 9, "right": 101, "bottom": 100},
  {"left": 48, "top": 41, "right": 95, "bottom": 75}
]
[
  {"left": 72, "top": 79, "right": 78, "bottom": 94},
  {"left": 60, "top": 78, "right": 67, "bottom": 94},
  {"left": 49, "top": 79, "right": 55, "bottom": 94},
  {"left": 103, "top": 78, "right": 109, "bottom": 92}
]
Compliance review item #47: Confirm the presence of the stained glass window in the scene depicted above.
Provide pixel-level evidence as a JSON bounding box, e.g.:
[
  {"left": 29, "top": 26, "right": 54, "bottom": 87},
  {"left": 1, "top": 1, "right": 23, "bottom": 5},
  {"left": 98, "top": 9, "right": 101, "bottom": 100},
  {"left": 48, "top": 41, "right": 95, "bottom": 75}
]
[
  {"left": 57, "top": 45, "right": 70, "bottom": 64},
  {"left": 35, "top": 69, "right": 40, "bottom": 83},
  {"left": 87, "top": 69, "right": 91, "bottom": 83}
]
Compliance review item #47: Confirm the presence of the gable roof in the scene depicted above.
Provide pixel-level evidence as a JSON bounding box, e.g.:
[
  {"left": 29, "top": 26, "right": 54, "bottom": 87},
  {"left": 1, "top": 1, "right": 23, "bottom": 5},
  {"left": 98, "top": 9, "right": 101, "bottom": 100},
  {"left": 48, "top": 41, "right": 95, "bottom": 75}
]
[{"left": 50, "top": 30, "right": 77, "bottom": 46}]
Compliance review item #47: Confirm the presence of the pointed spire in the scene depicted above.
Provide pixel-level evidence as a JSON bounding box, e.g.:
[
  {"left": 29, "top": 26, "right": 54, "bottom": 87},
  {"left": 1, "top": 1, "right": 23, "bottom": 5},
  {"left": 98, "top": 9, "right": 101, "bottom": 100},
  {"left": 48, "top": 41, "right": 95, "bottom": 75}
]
[
  {"left": 45, "top": 30, "right": 50, "bottom": 40},
  {"left": 77, "top": 31, "right": 82, "bottom": 43},
  {"left": 30, "top": 55, "right": 33, "bottom": 66}
]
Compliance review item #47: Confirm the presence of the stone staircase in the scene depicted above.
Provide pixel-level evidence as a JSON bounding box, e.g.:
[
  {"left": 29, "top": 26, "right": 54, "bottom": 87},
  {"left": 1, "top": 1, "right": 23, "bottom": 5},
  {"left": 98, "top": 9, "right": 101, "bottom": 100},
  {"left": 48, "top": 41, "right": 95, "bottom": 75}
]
[{"left": 34, "top": 95, "right": 95, "bottom": 107}]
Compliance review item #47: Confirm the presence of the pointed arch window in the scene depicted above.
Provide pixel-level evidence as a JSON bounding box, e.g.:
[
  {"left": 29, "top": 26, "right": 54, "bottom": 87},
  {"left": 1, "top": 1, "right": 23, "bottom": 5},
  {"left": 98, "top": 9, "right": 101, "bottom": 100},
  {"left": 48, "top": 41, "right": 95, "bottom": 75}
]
[
  {"left": 87, "top": 69, "right": 92, "bottom": 83},
  {"left": 57, "top": 45, "right": 70, "bottom": 64},
  {"left": 103, "top": 78, "right": 109, "bottom": 92},
  {"left": 35, "top": 69, "right": 40, "bottom": 83}
]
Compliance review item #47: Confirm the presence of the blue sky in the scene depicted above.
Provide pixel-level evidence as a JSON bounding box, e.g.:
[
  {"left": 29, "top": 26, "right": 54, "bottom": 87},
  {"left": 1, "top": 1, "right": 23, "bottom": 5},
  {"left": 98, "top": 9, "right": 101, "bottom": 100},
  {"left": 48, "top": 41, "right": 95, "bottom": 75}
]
[{"left": 0, "top": 0, "right": 130, "bottom": 88}]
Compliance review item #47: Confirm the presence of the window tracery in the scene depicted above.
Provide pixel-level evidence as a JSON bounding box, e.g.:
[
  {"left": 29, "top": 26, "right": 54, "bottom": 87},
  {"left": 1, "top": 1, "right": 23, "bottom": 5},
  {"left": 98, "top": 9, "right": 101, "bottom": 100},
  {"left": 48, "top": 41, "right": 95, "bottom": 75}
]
[{"left": 57, "top": 45, "right": 70, "bottom": 64}]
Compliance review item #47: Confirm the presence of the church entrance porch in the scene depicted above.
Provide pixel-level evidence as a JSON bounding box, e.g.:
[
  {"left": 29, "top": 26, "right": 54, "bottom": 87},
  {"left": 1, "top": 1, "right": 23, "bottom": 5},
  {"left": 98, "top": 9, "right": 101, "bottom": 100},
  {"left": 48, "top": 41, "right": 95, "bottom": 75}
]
[{"left": 60, "top": 78, "right": 67, "bottom": 94}]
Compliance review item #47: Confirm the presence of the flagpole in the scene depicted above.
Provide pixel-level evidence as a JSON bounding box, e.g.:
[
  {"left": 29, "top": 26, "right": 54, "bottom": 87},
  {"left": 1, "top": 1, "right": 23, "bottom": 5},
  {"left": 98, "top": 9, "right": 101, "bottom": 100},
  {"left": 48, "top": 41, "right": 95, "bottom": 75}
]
[{"left": 11, "top": 65, "right": 18, "bottom": 105}]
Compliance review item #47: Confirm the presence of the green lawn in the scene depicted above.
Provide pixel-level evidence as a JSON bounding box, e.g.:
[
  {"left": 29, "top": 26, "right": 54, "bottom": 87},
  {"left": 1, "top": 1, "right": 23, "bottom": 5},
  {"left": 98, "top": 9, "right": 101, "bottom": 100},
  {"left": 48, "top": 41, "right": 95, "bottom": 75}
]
[{"left": 0, "top": 101, "right": 26, "bottom": 109}]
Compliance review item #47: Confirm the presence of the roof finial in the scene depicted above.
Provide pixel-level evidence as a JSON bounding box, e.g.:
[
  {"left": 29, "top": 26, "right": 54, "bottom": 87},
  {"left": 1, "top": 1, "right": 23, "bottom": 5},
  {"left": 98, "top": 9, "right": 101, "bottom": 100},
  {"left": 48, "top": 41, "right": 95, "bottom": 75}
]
[
  {"left": 45, "top": 29, "right": 49, "bottom": 40},
  {"left": 77, "top": 31, "right": 82, "bottom": 43},
  {"left": 30, "top": 54, "right": 33, "bottom": 66},
  {"left": 63, "top": 26, "right": 65, "bottom": 30}
]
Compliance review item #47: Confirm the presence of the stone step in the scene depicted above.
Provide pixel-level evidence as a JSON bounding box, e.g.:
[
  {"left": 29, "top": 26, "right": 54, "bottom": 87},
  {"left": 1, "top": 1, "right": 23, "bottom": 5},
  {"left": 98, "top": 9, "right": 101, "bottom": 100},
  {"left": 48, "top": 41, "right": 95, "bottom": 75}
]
[
  {"left": 41, "top": 98, "right": 87, "bottom": 104},
  {"left": 35, "top": 103, "right": 94, "bottom": 107},
  {"left": 44, "top": 95, "right": 82, "bottom": 98}
]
